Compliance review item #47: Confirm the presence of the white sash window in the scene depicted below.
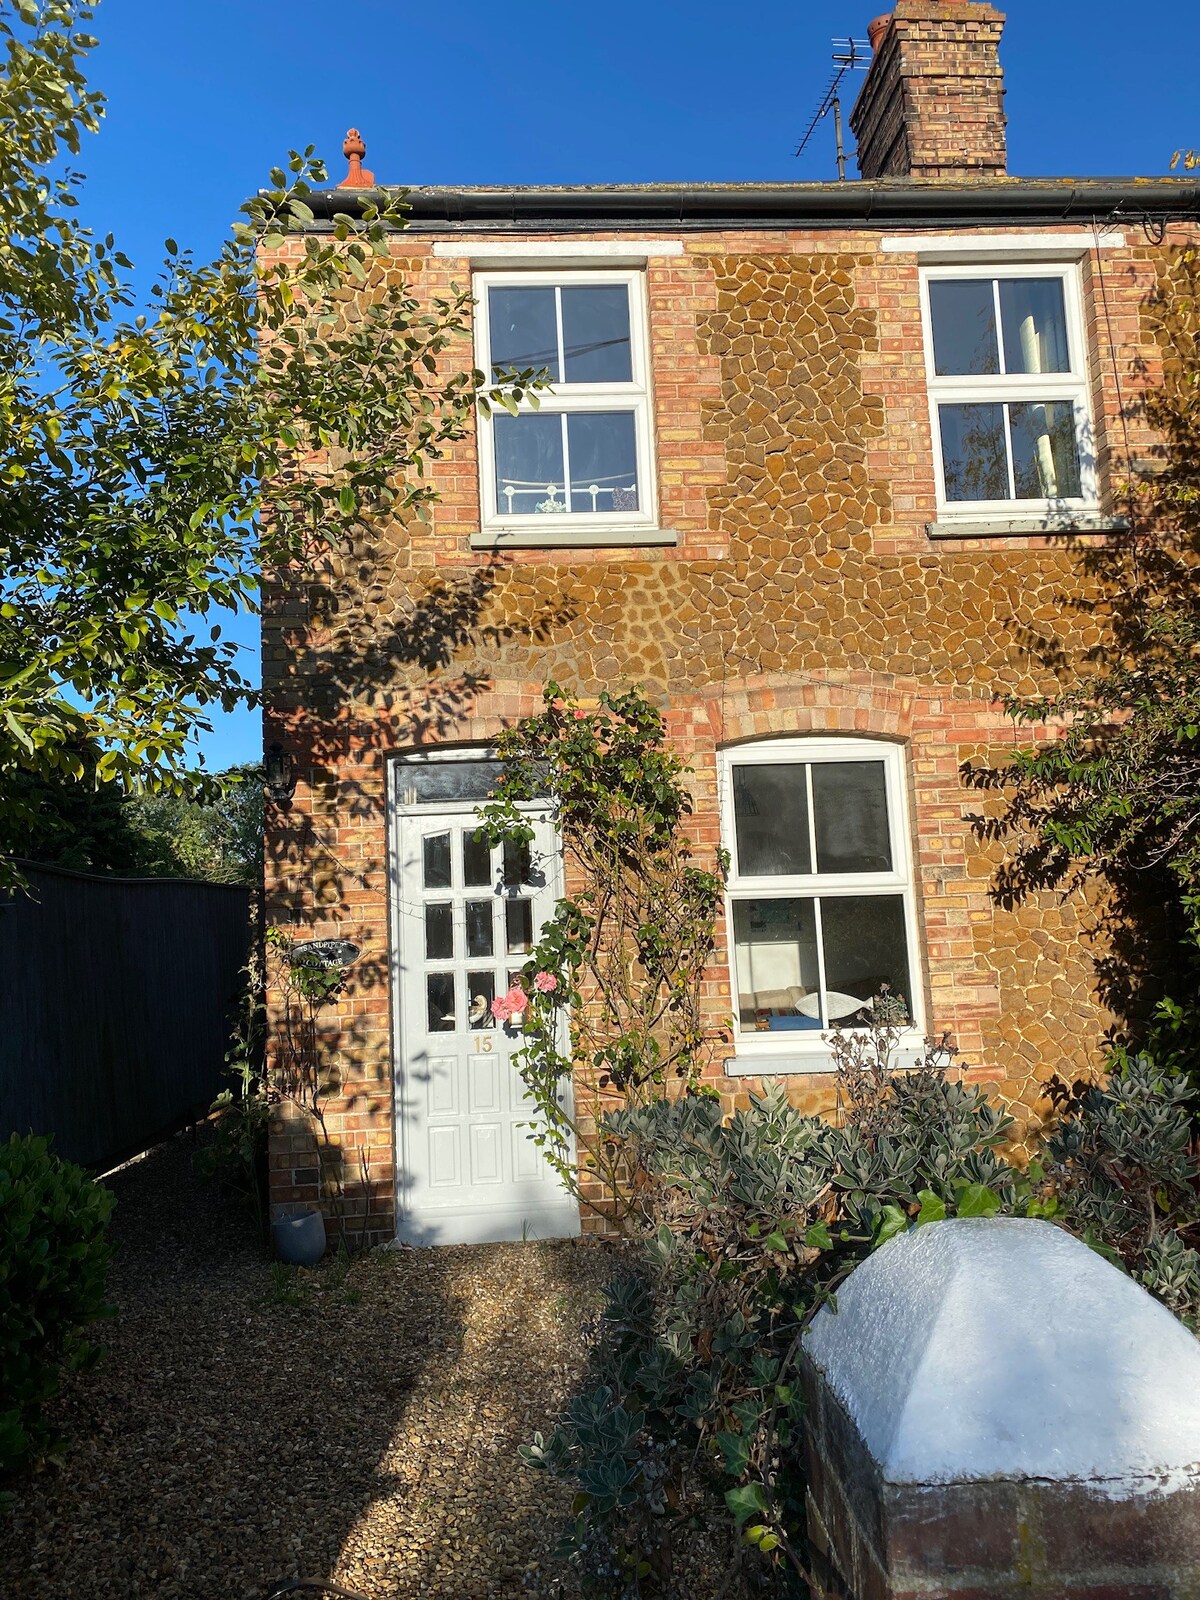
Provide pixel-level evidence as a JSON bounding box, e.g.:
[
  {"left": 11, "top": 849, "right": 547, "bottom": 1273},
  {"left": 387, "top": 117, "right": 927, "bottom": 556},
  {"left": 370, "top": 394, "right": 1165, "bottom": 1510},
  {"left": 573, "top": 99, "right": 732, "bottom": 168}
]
[
  {"left": 921, "top": 264, "right": 1097, "bottom": 522},
  {"left": 473, "top": 269, "right": 658, "bottom": 542}
]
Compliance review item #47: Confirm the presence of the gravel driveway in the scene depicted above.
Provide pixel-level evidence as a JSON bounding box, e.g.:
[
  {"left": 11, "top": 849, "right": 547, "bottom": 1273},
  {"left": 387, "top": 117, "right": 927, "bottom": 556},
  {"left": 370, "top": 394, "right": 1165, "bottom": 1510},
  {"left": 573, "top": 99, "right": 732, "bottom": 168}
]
[{"left": 0, "top": 1131, "right": 612, "bottom": 1600}]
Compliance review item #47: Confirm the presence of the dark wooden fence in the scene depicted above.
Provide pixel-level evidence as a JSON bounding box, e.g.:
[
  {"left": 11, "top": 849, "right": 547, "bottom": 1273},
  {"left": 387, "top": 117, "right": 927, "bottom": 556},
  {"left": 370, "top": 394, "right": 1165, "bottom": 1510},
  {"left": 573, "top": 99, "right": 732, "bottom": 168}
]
[{"left": 0, "top": 862, "right": 254, "bottom": 1170}]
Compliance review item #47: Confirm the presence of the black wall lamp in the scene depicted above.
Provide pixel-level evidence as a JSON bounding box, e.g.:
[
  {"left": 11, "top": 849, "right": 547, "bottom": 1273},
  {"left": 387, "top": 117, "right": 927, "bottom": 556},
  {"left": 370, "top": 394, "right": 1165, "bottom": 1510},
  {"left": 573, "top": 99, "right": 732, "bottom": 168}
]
[{"left": 264, "top": 742, "right": 298, "bottom": 807}]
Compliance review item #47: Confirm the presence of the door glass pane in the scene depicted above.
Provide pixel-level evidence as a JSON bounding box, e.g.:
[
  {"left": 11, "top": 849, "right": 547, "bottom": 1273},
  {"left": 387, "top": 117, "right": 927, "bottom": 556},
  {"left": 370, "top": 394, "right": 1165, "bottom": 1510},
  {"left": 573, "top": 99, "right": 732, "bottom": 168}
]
[
  {"left": 493, "top": 412, "right": 566, "bottom": 516},
  {"left": 423, "top": 833, "right": 451, "bottom": 890},
  {"left": 999, "top": 278, "right": 1070, "bottom": 374},
  {"left": 929, "top": 279, "right": 999, "bottom": 376},
  {"left": 567, "top": 412, "right": 639, "bottom": 513},
  {"left": 732, "top": 899, "right": 822, "bottom": 1031},
  {"left": 424, "top": 903, "right": 453, "bottom": 961},
  {"left": 466, "top": 899, "right": 495, "bottom": 958},
  {"left": 812, "top": 763, "right": 892, "bottom": 873},
  {"left": 503, "top": 839, "right": 532, "bottom": 888},
  {"left": 488, "top": 286, "right": 559, "bottom": 381},
  {"left": 462, "top": 831, "right": 492, "bottom": 887},
  {"left": 405, "top": 760, "right": 502, "bottom": 804},
  {"left": 468, "top": 971, "right": 496, "bottom": 1029},
  {"left": 733, "top": 764, "right": 812, "bottom": 876},
  {"left": 819, "top": 896, "right": 911, "bottom": 1026},
  {"left": 1009, "top": 402, "right": 1082, "bottom": 499},
  {"left": 506, "top": 898, "right": 534, "bottom": 954},
  {"left": 426, "top": 972, "right": 456, "bottom": 1032},
  {"left": 939, "top": 402, "right": 1008, "bottom": 501},
  {"left": 561, "top": 285, "right": 632, "bottom": 383}
]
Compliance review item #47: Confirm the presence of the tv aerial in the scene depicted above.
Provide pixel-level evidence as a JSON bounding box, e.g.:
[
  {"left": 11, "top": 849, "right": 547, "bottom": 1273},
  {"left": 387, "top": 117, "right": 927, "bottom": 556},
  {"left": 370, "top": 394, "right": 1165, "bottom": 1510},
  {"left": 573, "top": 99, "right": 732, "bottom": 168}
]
[{"left": 795, "top": 38, "right": 871, "bottom": 181}]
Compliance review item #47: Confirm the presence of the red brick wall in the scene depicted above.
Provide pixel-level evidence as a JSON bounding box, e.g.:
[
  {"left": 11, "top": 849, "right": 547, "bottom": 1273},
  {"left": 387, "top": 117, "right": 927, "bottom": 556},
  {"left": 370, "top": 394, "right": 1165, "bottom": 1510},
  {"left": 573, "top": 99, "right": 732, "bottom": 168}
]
[{"left": 261, "top": 221, "right": 1189, "bottom": 1241}]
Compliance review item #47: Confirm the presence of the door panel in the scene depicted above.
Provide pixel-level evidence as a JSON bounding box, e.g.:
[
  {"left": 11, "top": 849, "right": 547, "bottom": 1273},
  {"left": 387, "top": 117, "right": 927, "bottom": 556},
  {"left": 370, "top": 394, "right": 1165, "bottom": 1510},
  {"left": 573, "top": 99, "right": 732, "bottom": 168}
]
[{"left": 392, "top": 787, "right": 579, "bottom": 1245}]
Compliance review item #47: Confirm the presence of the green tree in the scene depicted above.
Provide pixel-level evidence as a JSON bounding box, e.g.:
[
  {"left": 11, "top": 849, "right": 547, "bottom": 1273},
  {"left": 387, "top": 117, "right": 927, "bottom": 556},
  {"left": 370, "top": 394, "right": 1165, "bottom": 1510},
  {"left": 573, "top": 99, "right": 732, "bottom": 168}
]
[
  {"left": 0, "top": 0, "right": 538, "bottom": 880},
  {"left": 973, "top": 243, "right": 1200, "bottom": 1055},
  {"left": 121, "top": 763, "right": 264, "bottom": 885}
]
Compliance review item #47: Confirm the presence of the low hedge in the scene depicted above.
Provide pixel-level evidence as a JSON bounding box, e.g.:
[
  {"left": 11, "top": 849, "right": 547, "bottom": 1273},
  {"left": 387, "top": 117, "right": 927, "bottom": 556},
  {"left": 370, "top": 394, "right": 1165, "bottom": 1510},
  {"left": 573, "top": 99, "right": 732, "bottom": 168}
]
[{"left": 0, "top": 1133, "right": 114, "bottom": 1481}]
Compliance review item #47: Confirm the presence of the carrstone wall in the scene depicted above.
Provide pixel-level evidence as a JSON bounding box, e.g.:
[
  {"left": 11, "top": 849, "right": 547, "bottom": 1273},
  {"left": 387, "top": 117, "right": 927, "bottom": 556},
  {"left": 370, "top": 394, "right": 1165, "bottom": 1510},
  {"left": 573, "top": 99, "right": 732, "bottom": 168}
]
[{"left": 262, "top": 222, "right": 1188, "bottom": 1240}]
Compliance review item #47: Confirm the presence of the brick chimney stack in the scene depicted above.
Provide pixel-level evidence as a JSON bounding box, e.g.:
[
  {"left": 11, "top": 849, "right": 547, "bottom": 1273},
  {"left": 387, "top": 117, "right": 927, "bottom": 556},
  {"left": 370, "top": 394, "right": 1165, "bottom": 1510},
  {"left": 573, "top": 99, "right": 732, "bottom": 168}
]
[{"left": 849, "top": 1, "right": 1007, "bottom": 180}]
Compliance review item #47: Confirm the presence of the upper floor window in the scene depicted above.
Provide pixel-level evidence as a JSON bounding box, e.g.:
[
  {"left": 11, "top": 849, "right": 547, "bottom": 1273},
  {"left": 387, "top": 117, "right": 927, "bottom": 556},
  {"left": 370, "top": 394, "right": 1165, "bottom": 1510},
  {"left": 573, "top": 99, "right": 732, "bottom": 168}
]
[
  {"left": 721, "top": 738, "right": 923, "bottom": 1064},
  {"left": 473, "top": 270, "right": 657, "bottom": 542},
  {"left": 921, "top": 265, "right": 1096, "bottom": 519}
]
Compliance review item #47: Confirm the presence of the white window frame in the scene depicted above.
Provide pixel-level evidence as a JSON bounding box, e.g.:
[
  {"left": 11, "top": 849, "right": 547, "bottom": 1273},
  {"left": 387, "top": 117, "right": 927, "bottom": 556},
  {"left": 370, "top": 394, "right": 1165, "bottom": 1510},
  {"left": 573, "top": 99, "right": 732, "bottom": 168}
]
[
  {"left": 720, "top": 737, "right": 925, "bottom": 1074},
  {"left": 920, "top": 262, "right": 1098, "bottom": 525},
  {"left": 473, "top": 268, "right": 659, "bottom": 543}
]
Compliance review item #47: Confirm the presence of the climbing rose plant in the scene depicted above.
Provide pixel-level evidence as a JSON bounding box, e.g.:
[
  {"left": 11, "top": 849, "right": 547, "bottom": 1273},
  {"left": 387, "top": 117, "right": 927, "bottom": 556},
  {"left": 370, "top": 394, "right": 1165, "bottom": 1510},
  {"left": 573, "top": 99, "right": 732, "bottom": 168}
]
[{"left": 477, "top": 684, "right": 729, "bottom": 1224}]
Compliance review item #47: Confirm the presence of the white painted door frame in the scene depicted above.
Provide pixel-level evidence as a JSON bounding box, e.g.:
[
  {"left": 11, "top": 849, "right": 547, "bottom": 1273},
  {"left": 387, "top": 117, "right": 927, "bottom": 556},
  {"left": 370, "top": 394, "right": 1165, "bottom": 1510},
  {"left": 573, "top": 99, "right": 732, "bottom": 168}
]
[{"left": 388, "top": 750, "right": 580, "bottom": 1246}]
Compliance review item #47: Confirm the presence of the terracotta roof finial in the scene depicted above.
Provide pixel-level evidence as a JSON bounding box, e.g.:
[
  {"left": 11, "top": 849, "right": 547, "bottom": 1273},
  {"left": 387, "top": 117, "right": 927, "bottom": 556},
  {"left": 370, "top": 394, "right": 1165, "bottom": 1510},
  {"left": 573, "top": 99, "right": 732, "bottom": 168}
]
[{"left": 340, "top": 128, "right": 375, "bottom": 188}]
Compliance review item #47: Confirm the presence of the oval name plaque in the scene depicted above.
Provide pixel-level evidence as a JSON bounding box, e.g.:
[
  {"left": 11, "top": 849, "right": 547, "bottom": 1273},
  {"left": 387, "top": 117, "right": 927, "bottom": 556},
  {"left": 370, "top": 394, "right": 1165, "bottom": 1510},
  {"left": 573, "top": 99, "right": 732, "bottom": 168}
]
[{"left": 290, "top": 938, "right": 361, "bottom": 970}]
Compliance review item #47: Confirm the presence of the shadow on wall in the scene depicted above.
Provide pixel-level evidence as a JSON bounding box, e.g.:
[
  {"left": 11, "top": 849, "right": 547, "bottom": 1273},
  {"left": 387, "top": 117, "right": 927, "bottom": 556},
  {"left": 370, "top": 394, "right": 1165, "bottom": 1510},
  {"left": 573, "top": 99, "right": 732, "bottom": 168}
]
[
  {"left": 263, "top": 529, "right": 580, "bottom": 1232},
  {"left": 962, "top": 242, "right": 1200, "bottom": 1045}
]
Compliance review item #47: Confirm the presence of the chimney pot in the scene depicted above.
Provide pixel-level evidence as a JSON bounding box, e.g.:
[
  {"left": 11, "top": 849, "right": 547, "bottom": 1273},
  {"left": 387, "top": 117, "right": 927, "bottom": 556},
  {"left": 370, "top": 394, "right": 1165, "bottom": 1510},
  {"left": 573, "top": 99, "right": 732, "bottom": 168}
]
[
  {"left": 339, "top": 128, "right": 376, "bottom": 189},
  {"left": 867, "top": 13, "right": 892, "bottom": 51}
]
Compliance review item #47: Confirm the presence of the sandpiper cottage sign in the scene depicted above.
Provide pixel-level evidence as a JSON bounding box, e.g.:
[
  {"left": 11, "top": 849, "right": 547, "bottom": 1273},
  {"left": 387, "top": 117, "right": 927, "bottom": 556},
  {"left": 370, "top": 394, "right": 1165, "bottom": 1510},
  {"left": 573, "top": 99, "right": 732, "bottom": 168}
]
[{"left": 288, "top": 939, "right": 361, "bottom": 971}]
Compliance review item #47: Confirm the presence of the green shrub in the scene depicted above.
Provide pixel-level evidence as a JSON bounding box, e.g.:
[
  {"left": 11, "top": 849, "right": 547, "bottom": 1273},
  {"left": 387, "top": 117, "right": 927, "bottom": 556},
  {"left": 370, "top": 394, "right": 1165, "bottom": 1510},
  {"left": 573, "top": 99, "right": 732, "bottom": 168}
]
[
  {"left": 526, "top": 999, "right": 1200, "bottom": 1597},
  {"left": 523, "top": 1013, "right": 1035, "bottom": 1597},
  {"left": 1043, "top": 1052, "right": 1200, "bottom": 1327},
  {"left": 0, "top": 1134, "right": 114, "bottom": 1481}
]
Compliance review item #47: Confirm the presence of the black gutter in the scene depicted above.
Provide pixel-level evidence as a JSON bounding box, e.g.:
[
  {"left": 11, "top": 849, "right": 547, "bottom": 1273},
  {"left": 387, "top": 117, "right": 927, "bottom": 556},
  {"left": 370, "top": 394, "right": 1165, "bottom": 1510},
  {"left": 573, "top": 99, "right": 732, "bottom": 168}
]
[{"left": 298, "top": 178, "right": 1200, "bottom": 233}]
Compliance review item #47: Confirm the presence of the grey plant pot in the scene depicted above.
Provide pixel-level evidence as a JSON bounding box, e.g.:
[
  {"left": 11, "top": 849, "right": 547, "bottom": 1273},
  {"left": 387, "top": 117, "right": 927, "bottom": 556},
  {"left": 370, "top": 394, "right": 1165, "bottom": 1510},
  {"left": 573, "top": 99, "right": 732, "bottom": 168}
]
[{"left": 272, "top": 1208, "right": 327, "bottom": 1266}]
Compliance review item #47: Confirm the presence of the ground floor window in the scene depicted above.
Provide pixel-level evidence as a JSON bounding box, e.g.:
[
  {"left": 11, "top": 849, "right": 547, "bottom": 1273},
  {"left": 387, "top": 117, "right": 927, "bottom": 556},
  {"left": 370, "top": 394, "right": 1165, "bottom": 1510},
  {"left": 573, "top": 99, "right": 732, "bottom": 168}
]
[{"left": 720, "top": 737, "right": 922, "bottom": 1060}]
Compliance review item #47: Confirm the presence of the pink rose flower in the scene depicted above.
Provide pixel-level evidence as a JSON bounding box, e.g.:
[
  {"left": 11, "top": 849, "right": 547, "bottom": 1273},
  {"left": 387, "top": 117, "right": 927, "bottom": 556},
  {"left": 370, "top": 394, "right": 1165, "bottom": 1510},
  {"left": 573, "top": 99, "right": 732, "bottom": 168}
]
[
  {"left": 505, "top": 984, "right": 528, "bottom": 1015},
  {"left": 490, "top": 996, "right": 511, "bottom": 1022},
  {"left": 573, "top": 708, "right": 588, "bottom": 720},
  {"left": 534, "top": 971, "right": 558, "bottom": 994}
]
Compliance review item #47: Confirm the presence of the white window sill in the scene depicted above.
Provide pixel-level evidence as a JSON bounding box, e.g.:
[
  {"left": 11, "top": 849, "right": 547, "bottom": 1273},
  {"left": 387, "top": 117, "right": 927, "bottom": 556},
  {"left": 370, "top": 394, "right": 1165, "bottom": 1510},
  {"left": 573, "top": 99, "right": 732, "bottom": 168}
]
[
  {"left": 725, "top": 1042, "right": 930, "bottom": 1077},
  {"left": 926, "top": 512, "right": 1128, "bottom": 541},
  {"left": 469, "top": 526, "right": 678, "bottom": 550}
]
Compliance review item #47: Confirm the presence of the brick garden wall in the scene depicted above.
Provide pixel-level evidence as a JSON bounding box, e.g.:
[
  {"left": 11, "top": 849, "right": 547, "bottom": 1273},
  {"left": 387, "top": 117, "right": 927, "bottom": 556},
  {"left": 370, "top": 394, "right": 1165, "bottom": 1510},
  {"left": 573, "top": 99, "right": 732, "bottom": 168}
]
[{"left": 262, "top": 222, "right": 1189, "bottom": 1241}]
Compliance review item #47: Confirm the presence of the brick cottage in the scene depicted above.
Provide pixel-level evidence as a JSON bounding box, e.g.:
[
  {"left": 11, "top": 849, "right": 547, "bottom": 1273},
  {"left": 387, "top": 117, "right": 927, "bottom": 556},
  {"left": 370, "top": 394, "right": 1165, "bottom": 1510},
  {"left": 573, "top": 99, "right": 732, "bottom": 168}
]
[{"left": 261, "top": 0, "right": 1200, "bottom": 1246}]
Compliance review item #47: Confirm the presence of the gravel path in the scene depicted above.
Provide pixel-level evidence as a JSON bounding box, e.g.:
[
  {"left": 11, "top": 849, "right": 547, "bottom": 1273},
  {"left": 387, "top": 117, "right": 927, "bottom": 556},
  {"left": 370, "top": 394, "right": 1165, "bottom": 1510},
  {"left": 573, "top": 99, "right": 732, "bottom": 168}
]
[{"left": 0, "top": 1132, "right": 613, "bottom": 1600}]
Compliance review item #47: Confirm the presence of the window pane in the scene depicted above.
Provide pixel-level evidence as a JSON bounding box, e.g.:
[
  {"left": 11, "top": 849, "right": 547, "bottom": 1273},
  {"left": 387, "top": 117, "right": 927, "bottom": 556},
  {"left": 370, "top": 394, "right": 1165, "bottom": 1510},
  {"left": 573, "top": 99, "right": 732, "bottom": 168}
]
[
  {"left": 820, "top": 896, "right": 911, "bottom": 1025},
  {"left": 929, "top": 280, "right": 999, "bottom": 376},
  {"left": 732, "top": 899, "right": 822, "bottom": 1031},
  {"left": 561, "top": 285, "right": 632, "bottom": 383},
  {"left": 939, "top": 402, "right": 1008, "bottom": 502},
  {"left": 488, "top": 287, "right": 559, "bottom": 381},
  {"left": 506, "top": 899, "right": 534, "bottom": 954},
  {"left": 466, "top": 899, "right": 494, "bottom": 959},
  {"left": 1009, "top": 402, "right": 1082, "bottom": 499},
  {"left": 462, "top": 831, "right": 492, "bottom": 888},
  {"left": 425, "top": 903, "right": 452, "bottom": 961},
  {"left": 567, "top": 412, "right": 639, "bottom": 513},
  {"left": 468, "top": 972, "right": 496, "bottom": 1029},
  {"left": 1000, "top": 278, "right": 1070, "bottom": 374},
  {"left": 812, "top": 763, "right": 892, "bottom": 873},
  {"left": 733, "top": 764, "right": 812, "bottom": 876},
  {"left": 423, "top": 833, "right": 451, "bottom": 890},
  {"left": 503, "top": 839, "right": 532, "bottom": 888},
  {"left": 405, "top": 760, "right": 502, "bottom": 804},
  {"left": 494, "top": 412, "right": 566, "bottom": 516},
  {"left": 464, "top": 896, "right": 492, "bottom": 953},
  {"left": 427, "top": 972, "right": 456, "bottom": 1032}
]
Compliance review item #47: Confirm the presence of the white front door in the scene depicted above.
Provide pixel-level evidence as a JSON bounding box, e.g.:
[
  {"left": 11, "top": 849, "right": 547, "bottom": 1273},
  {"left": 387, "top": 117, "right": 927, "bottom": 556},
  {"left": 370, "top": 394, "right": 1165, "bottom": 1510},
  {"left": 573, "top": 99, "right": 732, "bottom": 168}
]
[{"left": 391, "top": 762, "right": 579, "bottom": 1246}]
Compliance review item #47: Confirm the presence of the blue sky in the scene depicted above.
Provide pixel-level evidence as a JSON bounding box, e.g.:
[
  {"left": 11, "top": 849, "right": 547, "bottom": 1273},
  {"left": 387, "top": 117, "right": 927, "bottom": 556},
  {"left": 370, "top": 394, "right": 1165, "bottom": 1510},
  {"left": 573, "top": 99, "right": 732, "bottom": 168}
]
[{"left": 74, "top": 0, "right": 1193, "bottom": 769}]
